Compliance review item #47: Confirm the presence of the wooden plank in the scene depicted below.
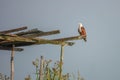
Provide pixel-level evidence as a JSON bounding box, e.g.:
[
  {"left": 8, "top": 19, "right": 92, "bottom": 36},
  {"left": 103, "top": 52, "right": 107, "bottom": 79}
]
[
  {"left": 0, "top": 46, "right": 23, "bottom": 51},
  {"left": 0, "top": 26, "right": 27, "bottom": 34}
]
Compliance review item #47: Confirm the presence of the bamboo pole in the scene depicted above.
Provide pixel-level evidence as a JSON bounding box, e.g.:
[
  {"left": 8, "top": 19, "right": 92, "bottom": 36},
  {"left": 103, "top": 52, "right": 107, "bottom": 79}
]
[
  {"left": 39, "top": 56, "right": 44, "bottom": 80},
  {"left": 59, "top": 44, "right": 65, "bottom": 80},
  {"left": 10, "top": 44, "right": 15, "bottom": 80}
]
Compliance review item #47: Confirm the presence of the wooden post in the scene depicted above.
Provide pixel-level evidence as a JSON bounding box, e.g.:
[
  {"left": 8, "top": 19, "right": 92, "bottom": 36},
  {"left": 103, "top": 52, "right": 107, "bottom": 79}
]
[
  {"left": 10, "top": 45, "right": 15, "bottom": 80},
  {"left": 59, "top": 44, "right": 65, "bottom": 80},
  {"left": 39, "top": 56, "right": 44, "bottom": 80}
]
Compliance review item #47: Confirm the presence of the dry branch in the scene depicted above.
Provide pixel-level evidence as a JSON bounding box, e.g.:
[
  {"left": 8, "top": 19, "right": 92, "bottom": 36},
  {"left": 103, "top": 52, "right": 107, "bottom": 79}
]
[{"left": 0, "top": 26, "right": 27, "bottom": 34}]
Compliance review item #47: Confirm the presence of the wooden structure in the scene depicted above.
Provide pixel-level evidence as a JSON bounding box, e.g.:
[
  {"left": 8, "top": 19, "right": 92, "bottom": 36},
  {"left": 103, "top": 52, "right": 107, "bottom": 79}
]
[
  {"left": 0, "top": 26, "right": 85, "bottom": 80},
  {"left": 39, "top": 56, "right": 44, "bottom": 80}
]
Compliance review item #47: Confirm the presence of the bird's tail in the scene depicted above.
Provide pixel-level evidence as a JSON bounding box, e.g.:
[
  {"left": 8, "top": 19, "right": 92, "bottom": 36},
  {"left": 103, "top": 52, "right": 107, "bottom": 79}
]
[
  {"left": 83, "top": 37, "right": 87, "bottom": 42},
  {"left": 82, "top": 35, "right": 87, "bottom": 42}
]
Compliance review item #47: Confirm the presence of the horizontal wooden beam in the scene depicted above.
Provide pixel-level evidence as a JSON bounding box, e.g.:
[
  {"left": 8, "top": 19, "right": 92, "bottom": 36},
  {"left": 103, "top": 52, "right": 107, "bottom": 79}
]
[
  {"left": 51, "top": 35, "right": 85, "bottom": 41},
  {"left": 31, "top": 38, "right": 74, "bottom": 46},
  {"left": 0, "top": 26, "right": 27, "bottom": 34},
  {"left": 0, "top": 46, "right": 23, "bottom": 51}
]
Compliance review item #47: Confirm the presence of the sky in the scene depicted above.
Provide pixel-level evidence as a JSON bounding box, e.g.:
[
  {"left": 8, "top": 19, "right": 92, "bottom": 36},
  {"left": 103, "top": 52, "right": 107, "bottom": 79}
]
[{"left": 0, "top": 0, "right": 120, "bottom": 80}]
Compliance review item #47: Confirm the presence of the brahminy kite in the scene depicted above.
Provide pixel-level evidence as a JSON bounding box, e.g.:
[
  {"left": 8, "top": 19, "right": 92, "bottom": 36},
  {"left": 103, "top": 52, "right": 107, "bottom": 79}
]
[{"left": 78, "top": 23, "right": 87, "bottom": 42}]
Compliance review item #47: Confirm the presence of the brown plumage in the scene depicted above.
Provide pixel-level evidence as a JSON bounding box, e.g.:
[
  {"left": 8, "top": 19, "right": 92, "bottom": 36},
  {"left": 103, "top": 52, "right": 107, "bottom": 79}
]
[{"left": 78, "top": 23, "right": 87, "bottom": 42}]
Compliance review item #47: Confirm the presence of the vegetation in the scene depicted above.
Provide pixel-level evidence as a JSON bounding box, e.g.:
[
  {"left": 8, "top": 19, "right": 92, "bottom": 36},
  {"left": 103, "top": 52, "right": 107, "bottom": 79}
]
[
  {"left": 25, "top": 43, "right": 85, "bottom": 80},
  {"left": 0, "top": 73, "right": 10, "bottom": 80},
  {"left": 25, "top": 56, "right": 84, "bottom": 80}
]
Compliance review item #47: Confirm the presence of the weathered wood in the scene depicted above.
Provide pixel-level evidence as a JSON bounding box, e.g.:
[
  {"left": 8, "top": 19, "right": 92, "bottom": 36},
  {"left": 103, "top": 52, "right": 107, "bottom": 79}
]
[
  {"left": 0, "top": 33, "right": 18, "bottom": 37},
  {"left": 0, "top": 35, "right": 35, "bottom": 42},
  {"left": 10, "top": 45, "right": 15, "bottom": 80},
  {"left": 0, "top": 46, "right": 23, "bottom": 51},
  {"left": 0, "top": 26, "right": 27, "bottom": 34},
  {"left": 39, "top": 56, "right": 44, "bottom": 80},
  {"left": 30, "top": 30, "right": 60, "bottom": 37},
  {"left": 51, "top": 35, "right": 85, "bottom": 41},
  {"left": 22, "top": 30, "right": 60, "bottom": 38},
  {"left": 31, "top": 38, "right": 74, "bottom": 46},
  {"left": 0, "top": 27, "right": 85, "bottom": 48},
  {"left": 15, "top": 28, "right": 44, "bottom": 36},
  {"left": 59, "top": 45, "right": 64, "bottom": 80},
  {"left": 0, "top": 35, "right": 74, "bottom": 46},
  {"left": 0, "top": 35, "right": 35, "bottom": 47}
]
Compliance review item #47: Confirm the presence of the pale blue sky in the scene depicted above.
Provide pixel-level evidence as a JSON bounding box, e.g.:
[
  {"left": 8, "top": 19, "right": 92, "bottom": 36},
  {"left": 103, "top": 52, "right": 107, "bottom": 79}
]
[{"left": 0, "top": 0, "right": 120, "bottom": 80}]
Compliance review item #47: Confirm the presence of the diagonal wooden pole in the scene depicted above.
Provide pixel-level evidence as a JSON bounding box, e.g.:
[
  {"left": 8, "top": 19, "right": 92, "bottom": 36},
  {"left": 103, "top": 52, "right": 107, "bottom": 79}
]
[
  {"left": 10, "top": 44, "right": 15, "bottom": 80},
  {"left": 0, "top": 26, "right": 27, "bottom": 34}
]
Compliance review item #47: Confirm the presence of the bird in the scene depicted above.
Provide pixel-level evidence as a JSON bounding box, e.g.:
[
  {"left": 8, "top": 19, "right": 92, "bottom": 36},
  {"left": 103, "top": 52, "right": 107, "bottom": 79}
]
[{"left": 78, "top": 23, "right": 87, "bottom": 42}]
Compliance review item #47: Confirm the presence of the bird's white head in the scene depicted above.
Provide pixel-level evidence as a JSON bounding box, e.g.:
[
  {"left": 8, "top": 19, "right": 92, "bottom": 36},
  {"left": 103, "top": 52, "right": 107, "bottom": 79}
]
[
  {"left": 79, "top": 23, "right": 83, "bottom": 32},
  {"left": 79, "top": 23, "right": 83, "bottom": 27}
]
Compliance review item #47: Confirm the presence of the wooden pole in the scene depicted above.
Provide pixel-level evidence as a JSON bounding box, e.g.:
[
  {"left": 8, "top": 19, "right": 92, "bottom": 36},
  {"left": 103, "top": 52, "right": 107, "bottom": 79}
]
[
  {"left": 51, "top": 35, "right": 85, "bottom": 41},
  {"left": 59, "top": 44, "right": 65, "bottom": 80},
  {"left": 17, "top": 30, "right": 60, "bottom": 37},
  {"left": 0, "top": 26, "right": 27, "bottom": 34},
  {"left": 39, "top": 56, "right": 44, "bottom": 80},
  {"left": 10, "top": 44, "right": 15, "bottom": 80}
]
